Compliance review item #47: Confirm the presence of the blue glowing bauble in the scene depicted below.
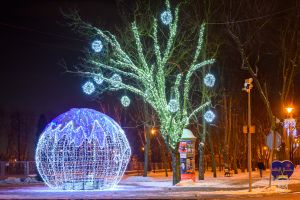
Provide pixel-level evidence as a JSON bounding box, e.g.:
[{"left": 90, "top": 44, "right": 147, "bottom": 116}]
[
  {"left": 161, "top": 10, "right": 172, "bottom": 25},
  {"left": 121, "top": 96, "right": 130, "bottom": 107},
  {"left": 93, "top": 73, "right": 104, "bottom": 85},
  {"left": 35, "top": 108, "right": 131, "bottom": 190},
  {"left": 204, "top": 73, "right": 215, "bottom": 87},
  {"left": 204, "top": 110, "right": 215, "bottom": 123},
  {"left": 82, "top": 81, "right": 95, "bottom": 95},
  {"left": 91, "top": 40, "right": 103, "bottom": 53},
  {"left": 167, "top": 99, "right": 179, "bottom": 113},
  {"left": 110, "top": 74, "right": 122, "bottom": 88}
]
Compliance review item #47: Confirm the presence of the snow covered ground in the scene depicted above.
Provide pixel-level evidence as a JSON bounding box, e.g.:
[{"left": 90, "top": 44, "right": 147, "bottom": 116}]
[{"left": 0, "top": 168, "right": 299, "bottom": 199}]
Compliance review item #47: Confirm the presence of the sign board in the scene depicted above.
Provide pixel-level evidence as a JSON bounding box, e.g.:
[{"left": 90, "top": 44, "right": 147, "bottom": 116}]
[
  {"left": 271, "top": 160, "right": 294, "bottom": 179},
  {"left": 266, "top": 131, "right": 281, "bottom": 149},
  {"left": 243, "top": 125, "right": 255, "bottom": 134},
  {"left": 250, "top": 126, "right": 255, "bottom": 133},
  {"left": 243, "top": 126, "right": 247, "bottom": 134}
]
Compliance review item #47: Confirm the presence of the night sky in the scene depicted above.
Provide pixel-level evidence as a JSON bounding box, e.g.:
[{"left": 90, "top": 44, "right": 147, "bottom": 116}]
[
  {"left": 0, "top": 0, "right": 124, "bottom": 115},
  {"left": 0, "top": 0, "right": 299, "bottom": 116}
]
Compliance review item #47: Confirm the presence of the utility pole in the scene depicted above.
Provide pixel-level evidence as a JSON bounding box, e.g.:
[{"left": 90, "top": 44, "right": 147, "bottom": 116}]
[{"left": 243, "top": 78, "right": 253, "bottom": 192}]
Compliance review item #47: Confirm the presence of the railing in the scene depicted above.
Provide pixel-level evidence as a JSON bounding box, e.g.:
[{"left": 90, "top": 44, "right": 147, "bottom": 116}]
[
  {"left": 0, "top": 161, "right": 170, "bottom": 178},
  {"left": 0, "top": 161, "right": 37, "bottom": 177}
]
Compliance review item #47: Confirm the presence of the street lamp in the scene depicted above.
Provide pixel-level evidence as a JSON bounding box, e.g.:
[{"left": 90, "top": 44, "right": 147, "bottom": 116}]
[
  {"left": 286, "top": 107, "right": 294, "bottom": 115},
  {"left": 242, "top": 78, "right": 253, "bottom": 192},
  {"left": 151, "top": 128, "right": 156, "bottom": 135}
]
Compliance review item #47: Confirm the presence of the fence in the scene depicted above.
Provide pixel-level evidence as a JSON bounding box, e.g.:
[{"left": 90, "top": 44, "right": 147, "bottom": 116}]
[
  {"left": 0, "top": 161, "right": 37, "bottom": 178},
  {"left": 0, "top": 161, "right": 170, "bottom": 178}
]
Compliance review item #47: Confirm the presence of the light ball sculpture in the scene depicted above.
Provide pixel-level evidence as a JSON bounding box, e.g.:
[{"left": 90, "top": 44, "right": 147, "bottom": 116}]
[
  {"left": 204, "top": 110, "right": 215, "bottom": 123},
  {"left": 110, "top": 73, "right": 122, "bottom": 88},
  {"left": 91, "top": 40, "right": 103, "bottom": 53},
  {"left": 161, "top": 10, "right": 172, "bottom": 25},
  {"left": 82, "top": 81, "right": 95, "bottom": 95},
  {"left": 121, "top": 96, "right": 130, "bottom": 107},
  {"left": 203, "top": 73, "right": 215, "bottom": 87},
  {"left": 35, "top": 108, "right": 131, "bottom": 190},
  {"left": 93, "top": 73, "right": 104, "bottom": 85},
  {"left": 167, "top": 99, "right": 179, "bottom": 113}
]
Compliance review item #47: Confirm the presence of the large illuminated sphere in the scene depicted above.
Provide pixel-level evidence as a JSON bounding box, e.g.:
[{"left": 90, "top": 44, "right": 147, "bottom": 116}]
[
  {"left": 35, "top": 108, "right": 131, "bottom": 190},
  {"left": 161, "top": 10, "right": 172, "bottom": 25}
]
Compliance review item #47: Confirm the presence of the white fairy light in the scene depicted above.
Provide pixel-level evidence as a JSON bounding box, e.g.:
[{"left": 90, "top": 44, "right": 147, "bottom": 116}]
[
  {"left": 167, "top": 99, "right": 179, "bottom": 113},
  {"left": 121, "top": 96, "right": 130, "bottom": 107},
  {"left": 82, "top": 81, "right": 95, "bottom": 95},
  {"left": 76, "top": 0, "right": 215, "bottom": 150},
  {"left": 35, "top": 108, "right": 131, "bottom": 190},
  {"left": 110, "top": 74, "right": 122, "bottom": 88},
  {"left": 204, "top": 110, "right": 215, "bottom": 123},
  {"left": 284, "top": 118, "right": 297, "bottom": 136},
  {"left": 93, "top": 73, "right": 104, "bottom": 85},
  {"left": 91, "top": 40, "right": 103, "bottom": 53},
  {"left": 161, "top": 10, "right": 172, "bottom": 25},
  {"left": 203, "top": 73, "right": 215, "bottom": 87}
]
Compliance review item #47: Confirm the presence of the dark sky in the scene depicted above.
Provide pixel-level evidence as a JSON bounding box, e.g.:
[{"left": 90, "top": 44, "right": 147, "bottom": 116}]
[
  {"left": 0, "top": 0, "right": 123, "bottom": 115},
  {"left": 0, "top": 0, "right": 299, "bottom": 117}
]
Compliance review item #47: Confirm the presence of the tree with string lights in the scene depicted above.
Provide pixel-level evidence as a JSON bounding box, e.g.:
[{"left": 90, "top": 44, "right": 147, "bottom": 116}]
[{"left": 66, "top": 0, "right": 216, "bottom": 184}]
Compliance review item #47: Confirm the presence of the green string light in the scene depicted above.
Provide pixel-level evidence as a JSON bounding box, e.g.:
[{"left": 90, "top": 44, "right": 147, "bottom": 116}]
[{"left": 82, "top": 0, "right": 215, "bottom": 150}]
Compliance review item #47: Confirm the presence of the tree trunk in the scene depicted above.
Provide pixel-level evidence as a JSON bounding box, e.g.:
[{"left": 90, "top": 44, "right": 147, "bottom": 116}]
[
  {"left": 233, "top": 114, "right": 238, "bottom": 174},
  {"left": 218, "top": 149, "right": 222, "bottom": 172},
  {"left": 157, "top": 137, "right": 169, "bottom": 177},
  {"left": 143, "top": 101, "right": 151, "bottom": 177},
  {"left": 171, "top": 150, "right": 180, "bottom": 185},
  {"left": 143, "top": 125, "right": 151, "bottom": 177},
  {"left": 198, "top": 122, "right": 206, "bottom": 180},
  {"left": 162, "top": 148, "right": 168, "bottom": 177},
  {"left": 268, "top": 125, "right": 276, "bottom": 187},
  {"left": 241, "top": 112, "right": 247, "bottom": 173},
  {"left": 208, "top": 130, "right": 217, "bottom": 177}
]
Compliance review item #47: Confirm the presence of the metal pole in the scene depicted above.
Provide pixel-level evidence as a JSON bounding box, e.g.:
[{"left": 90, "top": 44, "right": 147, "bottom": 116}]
[{"left": 248, "top": 86, "right": 252, "bottom": 192}]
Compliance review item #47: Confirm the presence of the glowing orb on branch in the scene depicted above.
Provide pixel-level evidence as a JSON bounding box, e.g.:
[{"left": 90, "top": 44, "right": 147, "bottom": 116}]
[
  {"left": 204, "top": 110, "right": 215, "bottom": 123},
  {"left": 204, "top": 73, "right": 215, "bottom": 87},
  {"left": 93, "top": 73, "right": 104, "bottom": 85},
  {"left": 91, "top": 40, "right": 103, "bottom": 53},
  {"left": 35, "top": 108, "right": 131, "bottom": 190},
  {"left": 110, "top": 74, "right": 122, "bottom": 88},
  {"left": 161, "top": 10, "right": 172, "bottom": 25},
  {"left": 167, "top": 99, "right": 179, "bottom": 113},
  {"left": 82, "top": 81, "right": 95, "bottom": 95},
  {"left": 121, "top": 96, "right": 130, "bottom": 107}
]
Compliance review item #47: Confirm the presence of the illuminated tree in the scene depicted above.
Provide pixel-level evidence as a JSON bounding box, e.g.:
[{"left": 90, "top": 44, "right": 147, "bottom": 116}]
[{"left": 65, "top": 0, "right": 215, "bottom": 184}]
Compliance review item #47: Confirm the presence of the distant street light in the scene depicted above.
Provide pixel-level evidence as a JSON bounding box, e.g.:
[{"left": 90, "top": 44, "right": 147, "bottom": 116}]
[
  {"left": 151, "top": 128, "right": 156, "bottom": 135},
  {"left": 242, "top": 78, "right": 253, "bottom": 192}
]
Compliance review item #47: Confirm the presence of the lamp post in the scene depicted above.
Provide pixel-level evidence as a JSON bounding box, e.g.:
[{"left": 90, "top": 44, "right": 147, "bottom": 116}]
[{"left": 242, "top": 78, "right": 253, "bottom": 192}]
